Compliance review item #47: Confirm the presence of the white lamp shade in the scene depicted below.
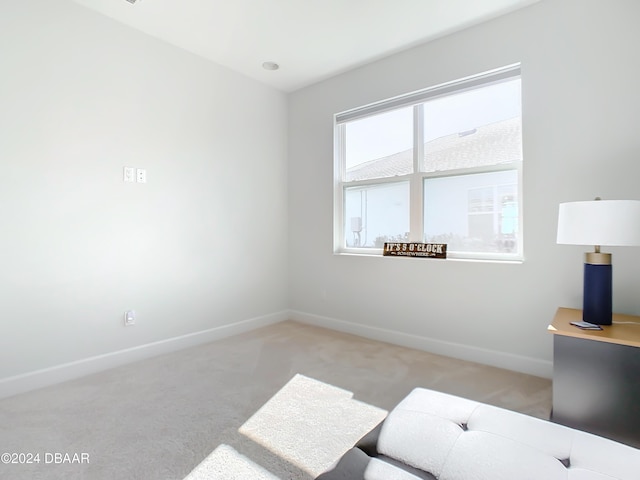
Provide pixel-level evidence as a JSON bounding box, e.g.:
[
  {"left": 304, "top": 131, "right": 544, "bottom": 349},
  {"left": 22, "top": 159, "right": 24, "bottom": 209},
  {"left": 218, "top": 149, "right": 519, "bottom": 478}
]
[{"left": 557, "top": 200, "right": 640, "bottom": 246}]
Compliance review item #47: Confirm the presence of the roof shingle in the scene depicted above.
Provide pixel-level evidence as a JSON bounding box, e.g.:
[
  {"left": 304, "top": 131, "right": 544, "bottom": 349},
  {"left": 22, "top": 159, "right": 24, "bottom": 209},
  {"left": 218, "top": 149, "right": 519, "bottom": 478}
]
[{"left": 346, "top": 117, "right": 521, "bottom": 182}]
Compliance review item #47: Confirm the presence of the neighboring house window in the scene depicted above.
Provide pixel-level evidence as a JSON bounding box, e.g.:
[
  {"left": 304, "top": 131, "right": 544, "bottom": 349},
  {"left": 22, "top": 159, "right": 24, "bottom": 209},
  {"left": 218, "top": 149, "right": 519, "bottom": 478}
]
[{"left": 334, "top": 64, "right": 523, "bottom": 261}]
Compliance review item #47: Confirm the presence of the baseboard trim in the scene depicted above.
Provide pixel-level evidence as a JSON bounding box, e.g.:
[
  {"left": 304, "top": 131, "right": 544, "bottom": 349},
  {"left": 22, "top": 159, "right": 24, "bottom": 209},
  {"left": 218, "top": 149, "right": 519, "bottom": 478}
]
[
  {"left": 0, "top": 311, "right": 288, "bottom": 399},
  {"left": 290, "top": 310, "right": 552, "bottom": 379}
]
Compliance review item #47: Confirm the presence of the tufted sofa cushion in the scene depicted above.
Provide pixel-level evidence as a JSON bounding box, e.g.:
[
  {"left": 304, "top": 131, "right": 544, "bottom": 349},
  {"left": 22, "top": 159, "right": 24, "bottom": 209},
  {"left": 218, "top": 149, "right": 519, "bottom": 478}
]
[{"left": 318, "top": 388, "right": 640, "bottom": 480}]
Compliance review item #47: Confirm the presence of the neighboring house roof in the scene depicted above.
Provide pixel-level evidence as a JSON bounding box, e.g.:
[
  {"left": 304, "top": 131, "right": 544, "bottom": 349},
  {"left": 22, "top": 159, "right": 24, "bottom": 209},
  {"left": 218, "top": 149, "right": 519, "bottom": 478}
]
[{"left": 346, "top": 117, "right": 522, "bottom": 182}]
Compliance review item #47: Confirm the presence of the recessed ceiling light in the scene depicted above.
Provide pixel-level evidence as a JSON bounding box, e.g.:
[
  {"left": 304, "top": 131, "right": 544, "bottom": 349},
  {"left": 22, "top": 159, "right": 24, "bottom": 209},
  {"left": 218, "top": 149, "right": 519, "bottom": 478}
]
[{"left": 262, "top": 62, "right": 279, "bottom": 71}]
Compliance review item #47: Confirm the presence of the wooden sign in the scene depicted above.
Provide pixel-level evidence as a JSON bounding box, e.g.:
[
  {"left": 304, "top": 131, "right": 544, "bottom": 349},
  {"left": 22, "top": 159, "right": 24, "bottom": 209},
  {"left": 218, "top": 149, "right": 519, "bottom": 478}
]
[{"left": 383, "top": 242, "right": 447, "bottom": 259}]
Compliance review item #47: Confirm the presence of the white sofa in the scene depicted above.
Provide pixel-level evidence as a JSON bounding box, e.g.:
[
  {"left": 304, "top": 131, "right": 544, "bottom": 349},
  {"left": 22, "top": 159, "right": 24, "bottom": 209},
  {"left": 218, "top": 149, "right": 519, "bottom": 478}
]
[{"left": 318, "top": 388, "right": 640, "bottom": 480}]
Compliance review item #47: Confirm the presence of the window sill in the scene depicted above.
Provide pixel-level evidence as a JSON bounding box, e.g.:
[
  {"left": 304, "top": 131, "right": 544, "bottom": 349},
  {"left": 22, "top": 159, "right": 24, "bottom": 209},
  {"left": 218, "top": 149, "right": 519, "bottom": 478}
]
[{"left": 333, "top": 251, "right": 524, "bottom": 264}]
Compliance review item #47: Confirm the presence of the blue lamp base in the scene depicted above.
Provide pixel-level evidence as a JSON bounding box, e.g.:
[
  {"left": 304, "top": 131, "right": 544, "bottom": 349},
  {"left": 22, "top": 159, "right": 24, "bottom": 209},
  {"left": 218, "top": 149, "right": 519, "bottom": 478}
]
[{"left": 583, "top": 262, "right": 612, "bottom": 325}]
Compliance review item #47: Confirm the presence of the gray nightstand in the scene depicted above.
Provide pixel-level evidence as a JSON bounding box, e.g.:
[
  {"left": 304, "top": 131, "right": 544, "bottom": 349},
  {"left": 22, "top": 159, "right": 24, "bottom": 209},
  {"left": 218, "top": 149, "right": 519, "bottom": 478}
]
[{"left": 548, "top": 307, "right": 640, "bottom": 447}]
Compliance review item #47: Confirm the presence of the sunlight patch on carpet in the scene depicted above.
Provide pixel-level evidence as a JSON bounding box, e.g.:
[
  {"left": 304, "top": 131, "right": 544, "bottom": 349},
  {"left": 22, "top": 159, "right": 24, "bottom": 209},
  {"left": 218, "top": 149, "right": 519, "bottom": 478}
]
[
  {"left": 184, "top": 444, "right": 279, "bottom": 480},
  {"left": 239, "top": 374, "right": 387, "bottom": 477}
]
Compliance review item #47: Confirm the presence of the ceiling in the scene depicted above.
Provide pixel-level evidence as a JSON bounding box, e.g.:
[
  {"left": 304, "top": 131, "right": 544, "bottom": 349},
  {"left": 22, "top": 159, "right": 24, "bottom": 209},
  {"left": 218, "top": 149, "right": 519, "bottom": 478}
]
[{"left": 72, "top": 0, "right": 539, "bottom": 92}]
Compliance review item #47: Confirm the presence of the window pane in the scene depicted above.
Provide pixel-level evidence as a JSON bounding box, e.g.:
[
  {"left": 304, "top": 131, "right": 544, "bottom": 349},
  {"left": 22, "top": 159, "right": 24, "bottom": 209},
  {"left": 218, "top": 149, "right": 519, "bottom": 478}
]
[
  {"left": 344, "top": 182, "right": 409, "bottom": 248},
  {"left": 424, "top": 171, "right": 519, "bottom": 254},
  {"left": 345, "top": 107, "right": 413, "bottom": 182},
  {"left": 422, "top": 79, "right": 522, "bottom": 172}
]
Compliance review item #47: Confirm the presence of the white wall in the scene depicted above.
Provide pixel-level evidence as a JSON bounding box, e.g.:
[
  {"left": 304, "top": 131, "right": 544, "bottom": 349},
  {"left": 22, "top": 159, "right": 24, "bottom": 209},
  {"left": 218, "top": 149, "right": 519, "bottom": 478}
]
[
  {"left": 288, "top": 0, "right": 640, "bottom": 377},
  {"left": 0, "top": 1, "right": 288, "bottom": 388}
]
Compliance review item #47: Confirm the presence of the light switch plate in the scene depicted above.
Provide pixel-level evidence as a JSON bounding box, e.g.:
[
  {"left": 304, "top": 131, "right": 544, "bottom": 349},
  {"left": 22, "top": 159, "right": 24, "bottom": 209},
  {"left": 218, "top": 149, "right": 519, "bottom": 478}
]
[
  {"left": 123, "top": 166, "right": 135, "bottom": 182},
  {"left": 124, "top": 310, "right": 135, "bottom": 326}
]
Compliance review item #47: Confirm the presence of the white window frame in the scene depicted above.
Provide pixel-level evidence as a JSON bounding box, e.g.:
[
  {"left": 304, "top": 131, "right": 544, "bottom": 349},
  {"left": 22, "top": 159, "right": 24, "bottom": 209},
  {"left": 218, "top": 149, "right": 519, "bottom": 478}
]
[{"left": 333, "top": 64, "right": 523, "bottom": 262}]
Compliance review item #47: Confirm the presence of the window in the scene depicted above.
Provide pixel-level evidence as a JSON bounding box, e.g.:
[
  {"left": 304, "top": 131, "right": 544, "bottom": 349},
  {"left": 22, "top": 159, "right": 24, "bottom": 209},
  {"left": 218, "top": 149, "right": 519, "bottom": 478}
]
[{"left": 334, "top": 65, "right": 523, "bottom": 261}]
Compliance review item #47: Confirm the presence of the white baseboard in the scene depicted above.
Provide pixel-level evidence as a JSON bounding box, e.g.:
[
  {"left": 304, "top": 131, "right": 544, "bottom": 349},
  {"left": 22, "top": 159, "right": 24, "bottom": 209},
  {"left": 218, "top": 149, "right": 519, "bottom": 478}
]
[
  {"left": 0, "top": 311, "right": 288, "bottom": 399},
  {"left": 290, "top": 310, "right": 553, "bottom": 379}
]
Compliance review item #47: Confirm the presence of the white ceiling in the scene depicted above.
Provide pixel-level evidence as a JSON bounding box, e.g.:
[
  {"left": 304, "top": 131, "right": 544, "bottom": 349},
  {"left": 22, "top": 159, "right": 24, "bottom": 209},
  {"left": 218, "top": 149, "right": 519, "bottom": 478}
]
[{"left": 73, "top": 0, "right": 539, "bottom": 92}]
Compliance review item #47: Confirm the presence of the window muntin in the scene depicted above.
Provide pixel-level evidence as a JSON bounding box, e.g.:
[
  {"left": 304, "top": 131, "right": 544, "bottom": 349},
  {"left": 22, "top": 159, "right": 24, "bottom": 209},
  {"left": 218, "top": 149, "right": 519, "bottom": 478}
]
[{"left": 335, "top": 65, "right": 523, "bottom": 261}]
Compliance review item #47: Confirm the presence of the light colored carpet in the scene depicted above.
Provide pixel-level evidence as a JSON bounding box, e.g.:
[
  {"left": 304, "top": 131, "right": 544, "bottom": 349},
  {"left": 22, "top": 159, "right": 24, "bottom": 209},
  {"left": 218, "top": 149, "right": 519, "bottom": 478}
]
[
  {"left": 186, "top": 374, "right": 386, "bottom": 479},
  {"left": 0, "top": 320, "right": 551, "bottom": 480}
]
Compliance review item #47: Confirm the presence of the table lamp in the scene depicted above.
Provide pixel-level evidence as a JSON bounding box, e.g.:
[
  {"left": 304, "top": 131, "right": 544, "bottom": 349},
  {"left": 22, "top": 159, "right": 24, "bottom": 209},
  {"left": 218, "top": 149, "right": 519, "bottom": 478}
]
[{"left": 557, "top": 198, "right": 640, "bottom": 325}]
